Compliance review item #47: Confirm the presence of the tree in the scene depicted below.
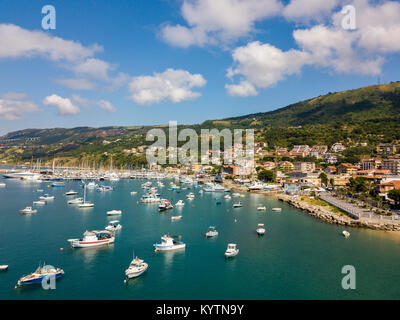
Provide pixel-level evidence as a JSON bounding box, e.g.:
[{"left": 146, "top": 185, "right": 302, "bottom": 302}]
[
  {"left": 319, "top": 172, "right": 328, "bottom": 186},
  {"left": 347, "top": 177, "right": 369, "bottom": 193},
  {"left": 388, "top": 189, "right": 400, "bottom": 207},
  {"left": 257, "top": 169, "right": 275, "bottom": 182}
]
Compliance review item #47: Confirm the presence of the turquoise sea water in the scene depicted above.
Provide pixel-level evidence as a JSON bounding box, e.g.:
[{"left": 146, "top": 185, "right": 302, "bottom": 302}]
[{"left": 0, "top": 178, "right": 400, "bottom": 300}]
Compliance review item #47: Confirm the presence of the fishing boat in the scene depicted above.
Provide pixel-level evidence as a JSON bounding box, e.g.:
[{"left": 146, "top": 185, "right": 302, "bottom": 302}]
[
  {"left": 271, "top": 207, "right": 282, "bottom": 212},
  {"left": 186, "top": 192, "right": 195, "bottom": 199},
  {"left": 257, "top": 206, "right": 267, "bottom": 211},
  {"left": 205, "top": 226, "right": 218, "bottom": 238},
  {"left": 16, "top": 264, "right": 64, "bottom": 286},
  {"left": 125, "top": 255, "right": 148, "bottom": 279},
  {"left": 171, "top": 215, "right": 182, "bottom": 221},
  {"left": 342, "top": 230, "right": 350, "bottom": 238},
  {"left": 33, "top": 200, "right": 46, "bottom": 205},
  {"left": 39, "top": 194, "right": 54, "bottom": 201},
  {"left": 105, "top": 220, "right": 122, "bottom": 232},
  {"left": 175, "top": 200, "right": 185, "bottom": 207},
  {"left": 0, "top": 265, "right": 8, "bottom": 271},
  {"left": 68, "top": 230, "right": 114, "bottom": 248},
  {"left": 20, "top": 207, "right": 37, "bottom": 214},
  {"left": 225, "top": 243, "right": 239, "bottom": 258},
  {"left": 107, "top": 210, "right": 122, "bottom": 216},
  {"left": 65, "top": 190, "right": 78, "bottom": 196},
  {"left": 154, "top": 235, "right": 186, "bottom": 252},
  {"left": 79, "top": 185, "right": 94, "bottom": 208},
  {"left": 233, "top": 202, "right": 242, "bottom": 208},
  {"left": 256, "top": 223, "right": 266, "bottom": 235},
  {"left": 67, "top": 197, "right": 83, "bottom": 205},
  {"left": 159, "top": 199, "right": 174, "bottom": 211}
]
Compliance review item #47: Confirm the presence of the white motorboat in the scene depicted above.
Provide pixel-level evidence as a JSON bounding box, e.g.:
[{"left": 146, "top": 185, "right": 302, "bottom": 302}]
[
  {"left": 33, "top": 200, "right": 46, "bottom": 205},
  {"left": 154, "top": 235, "right": 186, "bottom": 252},
  {"left": 67, "top": 197, "right": 84, "bottom": 204},
  {"left": 256, "top": 223, "right": 266, "bottom": 235},
  {"left": 39, "top": 194, "right": 54, "bottom": 201},
  {"left": 271, "top": 208, "right": 282, "bottom": 212},
  {"left": 0, "top": 182, "right": 5, "bottom": 187},
  {"left": 86, "top": 181, "right": 98, "bottom": 189},
  {"left": 68, "top": 230, "right": 114, "bottom": 248},
  {"left": 37, "top": 189, "right": 44, "bottom": 192},
  {"left": 232, "top": 193, "right": 240, "bottom": 197},
  {"left": 130, "top": 191, "right": 138, "bottom": 195},
  {"left": 233, "top": 202, "right": 242, "bottom": 208},
  {"left": 0, "top": 265, "right": 8, "bottom": 271},
  {"left": 175, "top": 200, "right": 185, "bottom": 207},
  {"left": 125, "top": 256, "right": 148, "bottom": 279},
  {"left": 159, "top": 199, "right": 174, "bottom": 211},
  {"left": 203, "top": 183, "right": 231, "bottom": 192},
  {"left": 342, "top": 230, "right": 350, "bottom": 238},
  {"left": 225, "top": 243, "right": 239, "bottom": 258},
  {"left": 20, "top": 207, "right": 37, "bottom": 214},
  {"left": 257, "top": 206, "right": 267, "bottom": 211},
  {"left": 205, "top": 226, "right": 218, "bottom": 238},
  {"left": 186, "top": 192, "right": 195, "bottom": 199},
  {"left": 140, "top": 193, "right": 161, "bottom": 203},
  {"left": 65, "top": 190, "right": 78, "bottom": 196},
  {"left": 224, "top": 194, "right": 232, "bottom": 200},
  {"left": 3, "top": 170, "right": 38, "bottom": 180},
  {"left": 171, "top": 215, "right": 182, "bottom": 221},
  {"left": 105, "top": 220, "right": 122, "bottom": 232},
  {"left": 107, "top": 210, "right": 122, "bottom": 216},
  {"left": 248, "top": 181, "right": 264, "bottom": 191}
]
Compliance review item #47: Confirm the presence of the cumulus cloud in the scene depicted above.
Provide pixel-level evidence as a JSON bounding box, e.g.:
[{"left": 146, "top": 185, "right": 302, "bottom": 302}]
[
  {"left": 43, "top": 94, "right": 80, "bottom": 115},
  {"left": 225, "top": 81, "right": 258, "bottom": 97},
  {"left": 72, "top": 58, "right": 111, "bottom": 80},
  {"left": 129, "top": 68, "right": 206, "bottom": 105},
  {"left": 0, "top": 93, "right": 40, "bottom": 120},
  {"left": 161, "top": 0, "right": 282, "bottom": 47},
  {"left": 72, "top": 95, "right": 116, "bottom": 112},
  {"left": 55, "top": 78, "right": 98, "bottom": 91},
  {"left": 283, "top": 0, "right": 340, "bottom": 22}
]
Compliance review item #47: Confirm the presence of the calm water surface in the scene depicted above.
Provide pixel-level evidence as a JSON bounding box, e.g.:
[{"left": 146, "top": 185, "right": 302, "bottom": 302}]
[{"left": 0, "top": 178, "right": 400, "bottom": 300}]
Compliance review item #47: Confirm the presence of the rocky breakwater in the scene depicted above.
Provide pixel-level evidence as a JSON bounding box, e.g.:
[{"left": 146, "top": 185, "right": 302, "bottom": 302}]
[{"left": 277, "top": 194, "right": 400, "bottom": 231}]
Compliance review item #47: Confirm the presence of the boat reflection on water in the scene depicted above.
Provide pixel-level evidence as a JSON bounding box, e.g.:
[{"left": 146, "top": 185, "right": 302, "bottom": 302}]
[{"left": 67, "top": 243, "right": 115, "bottom": 265}]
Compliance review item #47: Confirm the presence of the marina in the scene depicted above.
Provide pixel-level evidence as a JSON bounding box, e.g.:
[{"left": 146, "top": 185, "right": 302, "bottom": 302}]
[{"left": 1, "top": 177, "right": 400, "bottom": 299}]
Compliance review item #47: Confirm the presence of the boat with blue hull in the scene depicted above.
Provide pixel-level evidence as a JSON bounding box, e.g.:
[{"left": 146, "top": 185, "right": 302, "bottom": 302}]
[{"left": 17, "top": 264, "right": 64, "bottom": 287}]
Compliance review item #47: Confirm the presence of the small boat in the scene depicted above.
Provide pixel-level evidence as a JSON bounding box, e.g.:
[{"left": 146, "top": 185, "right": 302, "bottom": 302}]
[
  {"left": 67, "top": 197, "right": 83, "bottom": 205},
  {"left": 107, "top": 210, "right": 122, "bottom": 216},
  {"left": 39, "top": 194, "right": 54, "bottom": 201},
  {"left": 37, "top": 189, "right": 44, "bottom": 192},
  {"left": 97, "top": 185, "right": 113, "bottom": 192},
  {"left": 224, "top": 194, "right": 232, "bottom": 200},
  {"left": 154, "top": 235, "right": 186, "bottom": 251},
  {"left": 205, "top": 226, "right": 218, "bottom": 238},
  {"left": 52, "top": 182, "right": 65, "bottom": 187},
  {"left": 68, "top": 230, "right": 115, "bottom": 248},
  {"left": 186, "top": 192, "right": 195, "bottom": 199},
  {"left": 20, "top": 207, "right": 37, "bottom": 214},
  {"left": 130, "top": 191, "right": 138, "bottom": 195},
  {"left": 16, "top": 264, "right": 64, "bottom": 286},
  {"left": 256, "top": 223, "right": 266, "bottom": 235},
  {"left": 233, "top": 202, "right": 242, "bottom": 208},
  {"left": 79, "top": 185, "right": 94, "bottom": 208},
  {"left": 257, "top": 206, "right": 267, "bottom": 211},
  {"left": 0, "top": 182, "right": 5, "bottom": 187},
  {"left": 33, "top": 200, "right": 46, "bottom": 205},
  {"left": 342, "top": 230, "right": 350, "bottom": 238},
  {"left": 225, "top": 243, "right": 239, "bottom": 258},
  {"left": 105, "top": 220, "right": 122, "bottom": 232},
  {"left": 175, "top": 200, "right": 185, "bottom": 207},
  {"left": 0, "top": 265, "right": 8, "bottom": 271},
  {"left": 159, "top": 199, "right": 174, "bottom": 211},
  {"left": 65, "top": 190, "right": 78, "bottom": 196},
  {"left": 125, "top": 256, "right": 148, "bottom": 279},
  {"left": 171, "top": 215, "right": 182, "bottom": 221},
  {"left": 271, "top": 208, "right": 282, "bottom": 212},
  {"left": 232, "top": 193, "right": 240, "bottom": 197},
  {"left": 86, "top": 181, "right": 98, "bottom": 189}
]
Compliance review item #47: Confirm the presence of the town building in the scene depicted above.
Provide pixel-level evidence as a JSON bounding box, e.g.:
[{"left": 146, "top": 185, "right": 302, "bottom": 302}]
[{"left": 294, "top": 162, "right": 316, "bottom": 173}]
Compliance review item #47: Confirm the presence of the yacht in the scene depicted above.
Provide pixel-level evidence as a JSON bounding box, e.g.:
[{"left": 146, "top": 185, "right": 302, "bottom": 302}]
[
  {"left": 65, "top": 190, "right": 78, "bottom": 196},
  {"left": 257, "top": 206, "right": 267, "bottom": 211},
  {"left": 175, "top": 200, "right": 185, "bottom": 207},
  {"left": 79, "top": 185, "right": 94, "bottom": 208},
  {"left": 224, "top": 243, "right": 239, "bottom": 258},
  {"left": 203, "top": 183, "right": 231, "bottom": 192},
  {"left": 248, "top": 181, "right": 264, "bottom": 191},
  {"left": 0, "top": 265, "right": 8, "bottom": 271},
  {"left": 233, "top": 202, "right": 243, "bottom": 208},
  {"left": 154, "top": 235, "right": 186, "bottom": 252},
  {"left": 67, "top": 197, "right": 83, "bottom": 205},
  {"left": 16, "top": 264, "right": 64, "bottom": 287},
  {"left": 125, "top": 256, "right": 148, "bottom": 279},
  {"left": 205, "top": 226, "right": 218, "bottom": 238},
  {"left": 171, "top": 215, "right": 182, "bottom": 221},
  {"left": 39, "top": 194, "right": 54, "bottom": 201},
  {"left": 20, "top": 207, "right": 37, "bottom": 214},
  {"left": 105, "top": 220, "right": 122, "bottom": 232},
  {"left": 107, "top": 210, "right": 122, "bottom": 216},
  {"left": 256, "top": 223, "right": 266, "bottom": 235},
  {"left": 140, "top": 194, "right": 161, "bottom": 203},
  {"left": 342, "top": 230, "right": 350, "bottom": 238},
  {"left": 3, "top": 170, "right": 38, "bottom": 180},
  {"left": 68, "top": 230, "right": 114, "bottom": 248}
]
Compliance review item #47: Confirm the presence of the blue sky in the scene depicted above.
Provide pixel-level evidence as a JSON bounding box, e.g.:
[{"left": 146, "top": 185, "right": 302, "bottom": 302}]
[{"left": 0, "top": 0, "right": 399, "bottom": 134}]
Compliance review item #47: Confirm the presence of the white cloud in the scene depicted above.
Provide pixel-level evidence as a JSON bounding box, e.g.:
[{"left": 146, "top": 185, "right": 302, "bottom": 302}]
[
  {"left": 72, "top": 95, "right": 116, "bottom": 112},
  {"left": 225, "top": 81, "right": 258, "bottom": 97},
  {"left": 129, "top": 68, "right": 206, "bottom": 105},
  {"left": 283, "top": 0, "right": 340, "bottom": 22},
  {"left": 55, "top": 78, "right": 98, "bottom": 91},
  {"left": 0, "top": 24, "right": 102, "bottom": 62},
  {"left": 72, "top": 58, "right": 111, "bottom": 80},
  {"left": 43, "top": 94, "right": 80, "bottom": 115},
  {"left": 161, "top": 0, "right": 282, "bottom": 47},
  {"left": 0, "top": 93, "right": 40, "bottom": 120}
]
